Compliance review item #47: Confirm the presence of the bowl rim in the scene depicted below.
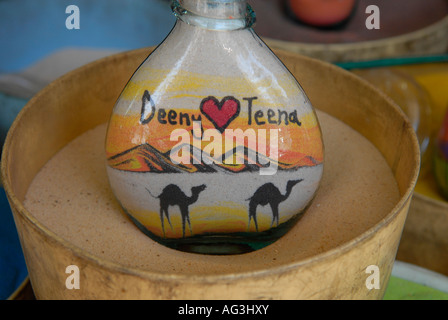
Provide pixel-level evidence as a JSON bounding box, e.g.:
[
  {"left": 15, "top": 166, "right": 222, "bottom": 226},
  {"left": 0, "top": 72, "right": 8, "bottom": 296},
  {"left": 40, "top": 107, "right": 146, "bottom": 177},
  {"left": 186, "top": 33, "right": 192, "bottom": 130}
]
[
  {"left": 263, "top": 15, "right": 448, "bottom": 60},
  {"left": 0, "top": 48, "right": 421, "bottom": 284}
]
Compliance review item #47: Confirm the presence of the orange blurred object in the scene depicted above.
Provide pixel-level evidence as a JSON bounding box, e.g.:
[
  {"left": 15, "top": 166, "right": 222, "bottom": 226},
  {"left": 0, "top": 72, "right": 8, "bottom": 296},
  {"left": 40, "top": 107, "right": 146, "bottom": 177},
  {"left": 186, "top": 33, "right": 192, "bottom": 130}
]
[{"left": 288, "top": 0, "right": 356, "bottom": 27}]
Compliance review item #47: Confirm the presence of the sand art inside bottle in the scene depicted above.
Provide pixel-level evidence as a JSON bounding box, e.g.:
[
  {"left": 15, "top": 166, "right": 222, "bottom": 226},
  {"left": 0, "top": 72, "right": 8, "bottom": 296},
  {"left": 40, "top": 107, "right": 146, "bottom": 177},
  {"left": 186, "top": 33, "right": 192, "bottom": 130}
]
[{"left": 105, "top": 0, "right": 324, "bottom": 254}]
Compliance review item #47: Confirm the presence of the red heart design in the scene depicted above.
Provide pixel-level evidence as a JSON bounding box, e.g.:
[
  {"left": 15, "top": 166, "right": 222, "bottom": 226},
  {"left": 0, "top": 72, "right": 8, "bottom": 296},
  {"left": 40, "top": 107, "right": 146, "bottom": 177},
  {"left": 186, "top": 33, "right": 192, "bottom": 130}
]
[{"left": 200, "top": 96, "right": 240, "bottom": 133}]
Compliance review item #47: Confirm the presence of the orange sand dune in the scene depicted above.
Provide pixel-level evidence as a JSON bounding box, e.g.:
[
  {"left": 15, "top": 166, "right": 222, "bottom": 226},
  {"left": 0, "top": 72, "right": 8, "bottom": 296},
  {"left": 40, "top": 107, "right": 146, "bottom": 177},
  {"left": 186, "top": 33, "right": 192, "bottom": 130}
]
[{"left": 106, "top": 110, "right": 323, "bottom": 173}]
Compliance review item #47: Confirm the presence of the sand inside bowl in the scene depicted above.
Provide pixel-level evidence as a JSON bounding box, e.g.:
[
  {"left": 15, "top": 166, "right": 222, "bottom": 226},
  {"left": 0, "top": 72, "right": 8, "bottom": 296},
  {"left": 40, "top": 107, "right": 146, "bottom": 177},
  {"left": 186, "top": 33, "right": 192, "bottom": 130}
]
[{"left": 23, "top": 109, "right": 400, "bottom": 275}]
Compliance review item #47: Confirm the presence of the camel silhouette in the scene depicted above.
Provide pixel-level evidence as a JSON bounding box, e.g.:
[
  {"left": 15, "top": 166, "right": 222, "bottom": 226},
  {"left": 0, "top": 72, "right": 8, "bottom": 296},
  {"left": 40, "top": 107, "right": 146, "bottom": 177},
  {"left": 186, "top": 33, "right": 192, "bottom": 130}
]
[
  {"left": 247, "top": 179, "right": 303, "bottom": 231},
  {"left": 146, "top": 184, "right": 206, "bottom": 237}
]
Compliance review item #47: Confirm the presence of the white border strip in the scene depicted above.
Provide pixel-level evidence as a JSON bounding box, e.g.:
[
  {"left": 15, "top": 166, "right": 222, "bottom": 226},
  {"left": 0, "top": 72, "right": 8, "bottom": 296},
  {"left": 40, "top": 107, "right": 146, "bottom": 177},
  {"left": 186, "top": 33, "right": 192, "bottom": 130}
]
[{"left": 392, "top": 261, "right": 448, "bottom": 294}]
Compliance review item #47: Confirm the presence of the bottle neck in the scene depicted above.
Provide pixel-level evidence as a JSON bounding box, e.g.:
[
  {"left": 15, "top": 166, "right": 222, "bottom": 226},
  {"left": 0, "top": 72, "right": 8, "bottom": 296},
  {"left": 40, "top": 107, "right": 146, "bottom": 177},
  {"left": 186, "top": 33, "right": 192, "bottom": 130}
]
[{"left": 171, "top": 0, "right": 255, "bottom": 30}]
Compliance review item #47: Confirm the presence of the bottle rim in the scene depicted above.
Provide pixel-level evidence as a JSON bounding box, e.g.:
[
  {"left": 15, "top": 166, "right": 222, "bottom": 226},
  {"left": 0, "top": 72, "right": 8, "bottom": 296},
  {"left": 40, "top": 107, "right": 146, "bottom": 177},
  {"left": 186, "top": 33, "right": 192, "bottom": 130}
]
[{"left": 171, "top": 0, "right": 256, "bottom": 30}]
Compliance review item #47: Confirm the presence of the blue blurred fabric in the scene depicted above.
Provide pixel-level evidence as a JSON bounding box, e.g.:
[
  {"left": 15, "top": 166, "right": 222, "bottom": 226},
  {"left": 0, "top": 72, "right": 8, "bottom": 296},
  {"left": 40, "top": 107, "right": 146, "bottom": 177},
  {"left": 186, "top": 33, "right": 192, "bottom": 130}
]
[
  {"left": 0, "top": 0, "right": 175, "bottom": 299},
  {"left": 0, "top": 187, "right": 28, "bottom": 300}
]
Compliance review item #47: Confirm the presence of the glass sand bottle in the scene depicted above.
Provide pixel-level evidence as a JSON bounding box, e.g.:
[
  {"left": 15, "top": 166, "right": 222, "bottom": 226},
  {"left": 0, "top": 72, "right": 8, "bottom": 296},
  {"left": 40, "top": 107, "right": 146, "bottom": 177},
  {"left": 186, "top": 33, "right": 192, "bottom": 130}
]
[{"left": 105, "top": 0, "right": 324, "bottom": 254}]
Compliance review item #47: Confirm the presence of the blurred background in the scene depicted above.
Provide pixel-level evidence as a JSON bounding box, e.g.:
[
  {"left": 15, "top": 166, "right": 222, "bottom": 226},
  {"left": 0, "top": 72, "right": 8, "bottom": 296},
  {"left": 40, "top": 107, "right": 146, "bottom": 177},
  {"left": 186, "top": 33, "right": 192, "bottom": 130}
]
[
  {"left": 0, "top": 0, "right": 447, "bottom": 300},
  {"left": 0, "top": 0, "right": 175, "bottom": 149}
]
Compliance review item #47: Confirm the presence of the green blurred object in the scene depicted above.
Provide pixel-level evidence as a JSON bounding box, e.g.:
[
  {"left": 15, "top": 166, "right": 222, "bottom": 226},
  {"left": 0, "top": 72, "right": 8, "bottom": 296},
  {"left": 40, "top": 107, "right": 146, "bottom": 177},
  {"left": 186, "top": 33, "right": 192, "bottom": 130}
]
[
  {"left": 336, "top": 54, "right": 448, "bottom": 70},
  {"left": 384, "top": 261, "right": 448, "bottom": 300},
  {"left": 384, "top": 276, "right": 448, "bottom": 300}
]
